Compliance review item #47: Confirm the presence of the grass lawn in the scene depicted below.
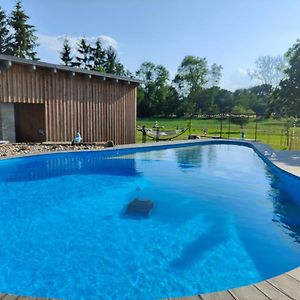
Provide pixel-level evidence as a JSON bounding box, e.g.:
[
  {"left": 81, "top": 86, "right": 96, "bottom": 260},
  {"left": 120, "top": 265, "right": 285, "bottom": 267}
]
[{"left": 136, "top": 117, "right": 300, "bottom": 150}]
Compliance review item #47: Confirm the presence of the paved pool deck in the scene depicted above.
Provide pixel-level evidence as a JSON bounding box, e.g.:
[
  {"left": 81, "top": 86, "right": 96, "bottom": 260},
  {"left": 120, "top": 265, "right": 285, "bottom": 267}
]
[{"left": 253, "top": 141, "right": 300, "bottom": 177}]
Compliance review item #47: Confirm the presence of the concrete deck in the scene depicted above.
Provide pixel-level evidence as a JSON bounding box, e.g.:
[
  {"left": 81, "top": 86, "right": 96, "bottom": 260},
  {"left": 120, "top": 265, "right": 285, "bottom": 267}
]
[{"left": 254, "top": 142, "right": 300, "bottom": 177}]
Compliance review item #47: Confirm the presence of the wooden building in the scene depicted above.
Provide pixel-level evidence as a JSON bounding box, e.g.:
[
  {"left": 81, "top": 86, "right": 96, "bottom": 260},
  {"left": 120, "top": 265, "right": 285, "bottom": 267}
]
[{"left": 0, "top": 54, "right": 139, "bottom": 145}]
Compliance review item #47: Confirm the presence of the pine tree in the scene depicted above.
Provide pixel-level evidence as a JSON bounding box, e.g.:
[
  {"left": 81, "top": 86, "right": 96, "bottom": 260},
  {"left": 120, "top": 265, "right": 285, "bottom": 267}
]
[
  {"left": 91, "top": 38, "right": 106, "bottom": 71},
  {"left": 104, "top": 46, "right": 126, "bottom": 75},
  {"left": 0, "top": 6, "right": 10, "bottom": 54},
  {"left": 8, "top": 0, "right": 38, "bottom": 59},
  {"left": 104, "top": 46, "right": 117, "bottom": 73},
  {"left": 60, "top": 37, "right": 73, "bottom": 66},
  {"left": 73, "top": 37, "right": 92, "bottom": 69}
]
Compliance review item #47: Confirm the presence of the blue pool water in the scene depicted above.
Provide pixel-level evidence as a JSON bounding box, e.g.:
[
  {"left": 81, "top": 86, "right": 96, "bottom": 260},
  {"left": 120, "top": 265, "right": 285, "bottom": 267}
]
[{"left": 0, "top": 143, "right": 300, "bottom": 299}]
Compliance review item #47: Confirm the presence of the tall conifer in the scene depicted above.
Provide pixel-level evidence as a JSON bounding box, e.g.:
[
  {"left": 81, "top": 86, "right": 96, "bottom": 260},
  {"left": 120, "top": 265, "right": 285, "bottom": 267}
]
[
  {"left": 73, "top": 37, "right": 92, "bottom": 69},
  {"left": 0, "top": 6, "right": 10, "bottom": 54},
  {"left": 91, "top": 38, "right": 106, "bottom": 71},
  {"left": 8, "top": 0, "right": 38, "bottom": 59},
  {"left": 60, "top": 37, "right": 73, "bottom": 66}
]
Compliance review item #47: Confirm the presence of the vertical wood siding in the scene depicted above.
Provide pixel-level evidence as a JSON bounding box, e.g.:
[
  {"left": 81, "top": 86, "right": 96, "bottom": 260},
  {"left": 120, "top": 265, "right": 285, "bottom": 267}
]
[{"left": 0, "top": 64, "right": 137, "bottom": 144}]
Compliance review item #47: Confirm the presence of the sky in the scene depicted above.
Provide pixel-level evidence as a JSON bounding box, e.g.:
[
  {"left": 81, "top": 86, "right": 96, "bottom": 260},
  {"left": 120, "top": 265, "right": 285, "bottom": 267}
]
[{"left": 2, "top": 0, "right": 300, "bottom": 91}]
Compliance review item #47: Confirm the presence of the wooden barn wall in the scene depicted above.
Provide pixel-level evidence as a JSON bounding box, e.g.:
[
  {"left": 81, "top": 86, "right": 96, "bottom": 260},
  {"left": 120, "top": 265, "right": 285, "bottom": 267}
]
[{"left": 0, "top": 64, "right": 137, "bottom": 144}]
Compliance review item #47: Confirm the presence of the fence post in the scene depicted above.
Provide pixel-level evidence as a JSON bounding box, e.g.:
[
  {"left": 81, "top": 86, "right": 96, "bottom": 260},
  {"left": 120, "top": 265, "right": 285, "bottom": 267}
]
[
  {"left": 228, "top": 115, "right": 231, "bottom": 139},
  {"left": 188, "top": 118, "right": 192, "bottom": 135},
  {"left": 220, "top": 115, "right": 223, "bottom": 138},
  {"left": 254, "top": 115, "right": 258, "bottom": 141}
]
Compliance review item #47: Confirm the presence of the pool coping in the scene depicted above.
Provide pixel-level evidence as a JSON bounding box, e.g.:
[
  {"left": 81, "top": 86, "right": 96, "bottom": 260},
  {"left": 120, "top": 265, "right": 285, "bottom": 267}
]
[{"left": 1, "top": 139, "right": 300, "bottom": 300}]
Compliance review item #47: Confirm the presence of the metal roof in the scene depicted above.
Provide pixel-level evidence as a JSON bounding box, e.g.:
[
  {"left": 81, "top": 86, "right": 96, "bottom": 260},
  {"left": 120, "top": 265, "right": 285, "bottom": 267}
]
[{"left": 0, "top": 54, "right": 141, "bottom": 84}]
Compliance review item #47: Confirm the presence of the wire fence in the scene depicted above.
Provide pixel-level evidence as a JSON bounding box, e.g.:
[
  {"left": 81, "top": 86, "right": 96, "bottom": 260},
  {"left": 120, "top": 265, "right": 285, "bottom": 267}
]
[{"left": 136, "top": 116, "right": 300, "bottom": 151}]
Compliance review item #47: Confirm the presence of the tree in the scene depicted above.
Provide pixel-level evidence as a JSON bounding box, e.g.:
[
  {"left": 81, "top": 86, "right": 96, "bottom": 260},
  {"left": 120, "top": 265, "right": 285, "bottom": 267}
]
[
  {"left": 136, "top": 61, "right": 170, "bottom": 117},
  {"left": 273, "top": 40, "right": 300, "bottom": 117},
  {"left": 248, "top": 84, "right": 272, "bottom": 117},
  {"left": 214, "top": 88, "right": 235, "bottom": 114},
  {"left": 208, "top": 63, "right": 223, "bottom": 87},
  {"left": 164, "top": 86, "right": 182, "bottom": 117},
  {"left": 174, "top": 56, "right": 209, "bottom": 97},
  {"left": 248, "top": 55, "right": 286, "bottom": 87},
  {"left": 174, "top": 55, "right": 209, "bottom": 115},
  {"left": 91, "top": 38, "right": 106, "bottom": 71},
  {"left": 0, "top": 6, "right": 10, "bottom": 54},
  {"left": 104, "top": 46, "right": 126, "bottom": 75},
  {"left": 230, "top": 106, "right": 254, "bottom": 128},
  {"left": 60, "top": 37, "right": 73, "bottom": 66},
  {"left": 73, "top": 37, "right": 92, "bottom": 69},
  {"left": 8, "top": 0, "right": 38, "bottom": 59}
]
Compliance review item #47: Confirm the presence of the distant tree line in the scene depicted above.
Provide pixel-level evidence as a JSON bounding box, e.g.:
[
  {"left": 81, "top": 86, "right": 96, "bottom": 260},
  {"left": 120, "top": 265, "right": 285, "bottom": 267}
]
[
  {"left": 135, "top": 57, "right": 276, "bottom": 119},
  {"left": 135, "top": 46, "right": 300, "bottom": 120}
]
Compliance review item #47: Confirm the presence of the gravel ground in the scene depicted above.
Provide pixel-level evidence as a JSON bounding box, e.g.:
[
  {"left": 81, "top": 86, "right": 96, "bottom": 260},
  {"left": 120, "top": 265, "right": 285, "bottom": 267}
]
[{"left": 0, "top": 143, "right": 106, "bottom": 158}]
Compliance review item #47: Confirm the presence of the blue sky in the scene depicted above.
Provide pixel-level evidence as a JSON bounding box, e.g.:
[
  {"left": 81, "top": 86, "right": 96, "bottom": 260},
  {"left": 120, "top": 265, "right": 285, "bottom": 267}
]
[{"left": 2, "top": 0, "right": 300, "bottom": 90}]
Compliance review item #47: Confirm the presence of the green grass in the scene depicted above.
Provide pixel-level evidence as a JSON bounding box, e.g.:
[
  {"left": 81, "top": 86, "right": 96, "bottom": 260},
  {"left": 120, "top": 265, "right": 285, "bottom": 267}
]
[{"left": 136, "top": 117, "right": 300, "bottom": 150}]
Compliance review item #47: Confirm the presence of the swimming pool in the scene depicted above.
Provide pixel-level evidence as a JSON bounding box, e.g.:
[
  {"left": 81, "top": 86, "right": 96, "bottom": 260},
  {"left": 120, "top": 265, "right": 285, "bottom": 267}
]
[{"left": 0, "top": 142, "right": 299, "bottom": 300}]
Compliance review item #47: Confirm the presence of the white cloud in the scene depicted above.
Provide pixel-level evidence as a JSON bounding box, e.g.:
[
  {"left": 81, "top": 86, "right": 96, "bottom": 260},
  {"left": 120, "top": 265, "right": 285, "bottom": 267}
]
[
  {"left": 220, "top": 67, "right": 254, "bottom": 91},
  {"left": 237, "top": 67, "right": 248, "bottom": 77},
  {"left": 37, "top": 33, "right": 118, "bottom": 53}
]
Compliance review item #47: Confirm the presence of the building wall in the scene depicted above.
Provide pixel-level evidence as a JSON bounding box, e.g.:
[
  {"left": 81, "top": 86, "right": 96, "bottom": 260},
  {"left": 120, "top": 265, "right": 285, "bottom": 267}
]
[
  {"left": 0, "top": 64, "right": 137, "bottom": 144},
  {"left": 0, "top": 103, "right": 16, "bottom": 142}
]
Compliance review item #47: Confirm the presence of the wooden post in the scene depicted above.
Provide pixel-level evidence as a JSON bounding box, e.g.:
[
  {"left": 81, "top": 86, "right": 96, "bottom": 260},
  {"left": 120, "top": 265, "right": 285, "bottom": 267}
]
[
  {"left": 254, "top": 115, "right": 258, "bottom": 141},
  {"left": 188, "top": 117, "right": 192, "bottom": 135},
  {"left": 228, "top": 114, "right": 231, "bottom": 139},
  {"left": 220, "top": 115, "right": 223, "bottom": 138}
]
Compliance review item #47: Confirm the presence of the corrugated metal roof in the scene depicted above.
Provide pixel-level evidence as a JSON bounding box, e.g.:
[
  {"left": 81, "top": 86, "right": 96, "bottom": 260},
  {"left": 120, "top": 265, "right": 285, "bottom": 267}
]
[{"left": 0, "top": 54, "right": 141, "bottom": 84}]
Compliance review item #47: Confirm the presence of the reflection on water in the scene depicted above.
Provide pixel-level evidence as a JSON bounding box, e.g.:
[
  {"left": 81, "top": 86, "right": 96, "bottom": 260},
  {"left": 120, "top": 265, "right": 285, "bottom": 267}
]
[
  {"left": 0, "top": 153, "right": 138, "bottom": 182},
  {"left": 271, "top": 177, "right": 300, "bottom": 243},
  {"left": 175, "top": 146, "right": 203, "bottom": 169}
]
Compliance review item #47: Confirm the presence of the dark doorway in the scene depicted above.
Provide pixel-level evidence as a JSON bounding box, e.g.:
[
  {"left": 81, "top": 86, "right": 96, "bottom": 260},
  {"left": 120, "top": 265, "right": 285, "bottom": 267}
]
[{"left": 15, "top": 104, "right": 46, "bottom": 142}]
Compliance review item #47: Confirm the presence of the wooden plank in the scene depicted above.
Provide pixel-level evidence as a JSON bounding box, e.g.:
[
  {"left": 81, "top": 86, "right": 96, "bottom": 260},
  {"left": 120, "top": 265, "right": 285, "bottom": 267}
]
[
  {"left": 1, "top": 294, "right": 19, "bottom": 300},
  {"left": 200, "top": 291, "right": 235, "bottom": 300},
  {"left": 229, "top": 285, "right": 269, "bottom": 300},
  {"left": 287, "top": 267, "right": 300, "bottom": 282},
  {"left": 170, "top": 296, "right": 200, "bottom": 300},
  {"left": 268, "top": 274, "right": 300, "bottom": 299},
  {"left": 255, "top": 281, "right": 292, "bottom": 300}
]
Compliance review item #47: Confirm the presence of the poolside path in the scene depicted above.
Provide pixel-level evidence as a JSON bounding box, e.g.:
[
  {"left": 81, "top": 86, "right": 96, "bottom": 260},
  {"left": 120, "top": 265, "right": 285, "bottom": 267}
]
[
  {"left": 170, "top": 266, "right": 300, "bottom": 300},
  {"left": 254, "top": 142, "right": 300, "bottom": 177}
]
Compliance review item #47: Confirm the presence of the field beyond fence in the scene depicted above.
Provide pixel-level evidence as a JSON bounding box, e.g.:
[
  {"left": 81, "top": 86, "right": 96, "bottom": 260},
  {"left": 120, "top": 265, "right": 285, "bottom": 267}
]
[{"left": 136, "top": 117, "right": 300, "bottom": 151}]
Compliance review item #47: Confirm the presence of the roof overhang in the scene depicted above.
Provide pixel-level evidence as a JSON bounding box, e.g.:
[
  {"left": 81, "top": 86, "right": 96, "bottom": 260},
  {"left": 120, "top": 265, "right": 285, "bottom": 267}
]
[{"left": 0, "top": 54, "right": 141, "bottom": 84}]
